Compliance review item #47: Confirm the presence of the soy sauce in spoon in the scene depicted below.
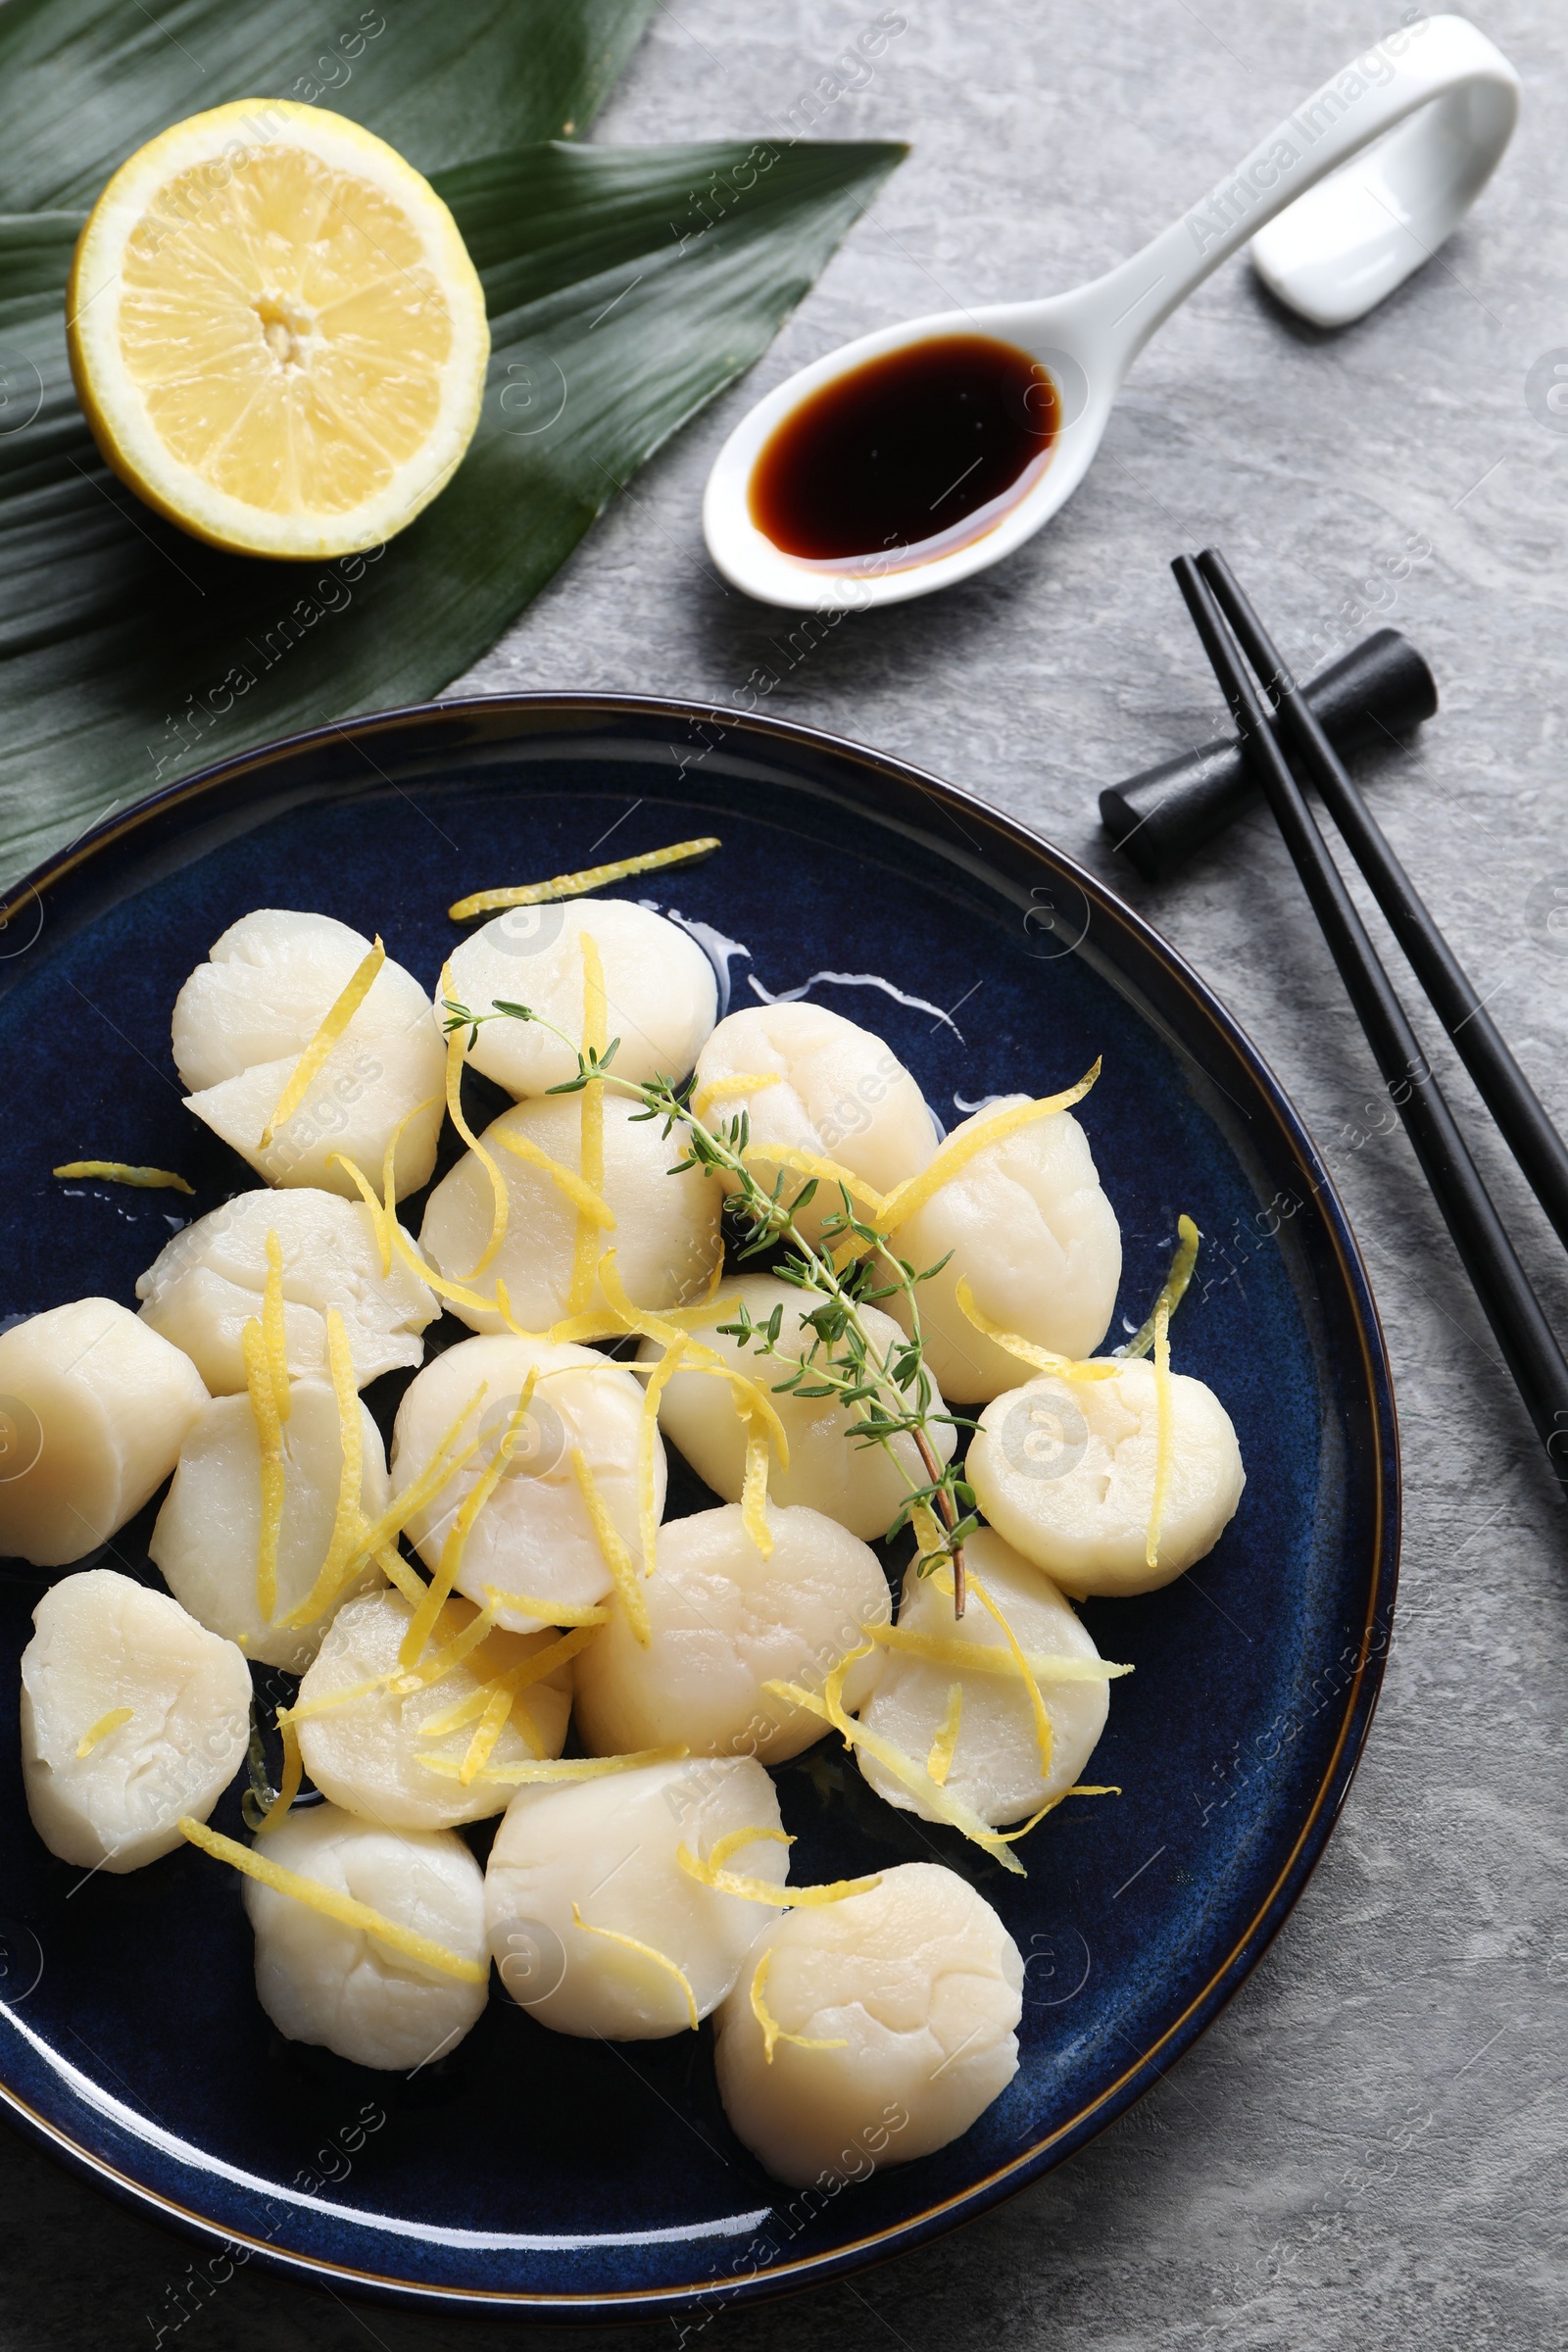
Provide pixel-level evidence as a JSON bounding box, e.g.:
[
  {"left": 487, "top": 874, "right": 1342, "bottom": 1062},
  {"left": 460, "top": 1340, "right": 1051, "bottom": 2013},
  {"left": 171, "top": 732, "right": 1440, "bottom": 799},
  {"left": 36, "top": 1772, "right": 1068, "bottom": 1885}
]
[{"left": 747, "top": 332, "right": 1059, "bottom": 570}]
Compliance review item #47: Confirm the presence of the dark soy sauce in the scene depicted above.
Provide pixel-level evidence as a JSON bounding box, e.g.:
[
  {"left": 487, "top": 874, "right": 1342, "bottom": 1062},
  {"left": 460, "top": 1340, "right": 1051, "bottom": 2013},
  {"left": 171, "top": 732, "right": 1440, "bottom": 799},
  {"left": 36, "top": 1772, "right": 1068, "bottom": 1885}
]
[{"left": 748, "top": 333, "right": 1059, "bottom": 568}]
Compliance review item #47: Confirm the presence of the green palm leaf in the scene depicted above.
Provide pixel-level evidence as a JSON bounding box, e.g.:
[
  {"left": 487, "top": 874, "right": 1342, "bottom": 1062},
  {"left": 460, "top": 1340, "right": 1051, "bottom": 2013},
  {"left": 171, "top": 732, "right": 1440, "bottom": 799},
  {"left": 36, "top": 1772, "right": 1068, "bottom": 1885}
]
[
  {"left": 0, "top": 0, "right": 658, "bottom": 210},
  {"left": 0, "top": 41, "right": 903, "bottom": 883}
]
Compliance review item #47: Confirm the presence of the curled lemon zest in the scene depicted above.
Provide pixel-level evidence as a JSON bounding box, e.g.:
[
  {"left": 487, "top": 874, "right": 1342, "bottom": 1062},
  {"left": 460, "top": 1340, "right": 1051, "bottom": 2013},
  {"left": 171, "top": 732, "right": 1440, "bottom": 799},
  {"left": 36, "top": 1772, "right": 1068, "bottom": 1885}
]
[
  {"left": 53, "top": 1160, "right": 193, "bottom": 1194},
  {"left": 262, "top": 935, "right": 385, "bottom": 1147},
  {"left": 1147, "top": 1294, "right": 1173, "bottom": 1572},
  {"left": 255, "top": 1715, "right": 303, "bottom": 1835},
  {"left": 401, "top": 1373, "right": 538, "bottom": 1667},
  {"left": 750, "top": 1947, "right": 849, "bottom": 2065},
  {"left": 566, "top": 931, "right": 609, "bottom": 1316},
  {"left": 866, "top": 1623, "right": 1130, "bottom": 1682},
  {"left": 75, "top": 1705, "right": 132, "bottom": 1757},
  {"left": 875, "top": 1065, "right": 1102, "bottom": 1235},
  {"left": 766, "top": 1646, "right": 1026, "bottom": 1875},
  {"left": 690, "top": 1070, "right": 781, "bottom": 1121},
  {"left": 569, "top": 1443, "right": 648, "bottom": 1645},
  {"left": 242, "top": 1317, "right": 283, "bottom": 1626},
  {"left": 440, "top": 959, "right": 509, "bottom": 1283},
  {"left": 1122, "top": 1213, "right": 1201, "bottom": 1360},
  {"left": 416, "top": 1744, "right": 687, "bottom": 1787},
  {"left": 178, "top": 1817, "right": 486, "bottom": 1983},
  {"left": 926, "top": 1684, "right": 962, "bottom": 1785},
  {"left": 954, "top": 1276, "right": 1119, "bottom": 1385},
  {"left": 449, "top": 837, "right": 720, "bottom": 921},
  {"left": 569, "top": 1902, "right": 699, "bottom": 2029}
]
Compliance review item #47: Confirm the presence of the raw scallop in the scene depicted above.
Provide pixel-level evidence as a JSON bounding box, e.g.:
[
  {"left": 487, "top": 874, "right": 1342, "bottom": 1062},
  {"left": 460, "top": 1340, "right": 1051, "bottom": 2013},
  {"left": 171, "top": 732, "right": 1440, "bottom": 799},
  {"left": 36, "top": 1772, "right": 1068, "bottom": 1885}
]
[
  {"left": 173, "top": 910, "right": 445, "bottom": 1198},
  {"left": 20, "top": 1568, "right": 250, "bottom": 1871},
  {"left": 137, "top": 1187, "right": 435, "bottom": 1394},
  {"left": 0, "top": 1298, "right": 208, "bottom": 1567}
]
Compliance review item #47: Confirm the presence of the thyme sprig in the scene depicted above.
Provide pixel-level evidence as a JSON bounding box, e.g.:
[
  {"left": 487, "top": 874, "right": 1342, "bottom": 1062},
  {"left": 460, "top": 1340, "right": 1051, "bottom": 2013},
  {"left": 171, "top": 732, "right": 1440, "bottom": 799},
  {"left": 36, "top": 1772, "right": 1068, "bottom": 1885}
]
[{"left": 444, "top": 994, "right": 978, "bottom": 1612}]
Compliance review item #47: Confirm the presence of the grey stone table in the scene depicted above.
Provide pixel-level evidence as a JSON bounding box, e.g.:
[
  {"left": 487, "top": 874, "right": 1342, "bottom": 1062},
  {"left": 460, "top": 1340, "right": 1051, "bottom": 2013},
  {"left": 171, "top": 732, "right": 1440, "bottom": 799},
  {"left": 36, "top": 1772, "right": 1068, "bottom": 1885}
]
[{"left": 4, "top": 4, "right": 1565, "bottom": 2346}]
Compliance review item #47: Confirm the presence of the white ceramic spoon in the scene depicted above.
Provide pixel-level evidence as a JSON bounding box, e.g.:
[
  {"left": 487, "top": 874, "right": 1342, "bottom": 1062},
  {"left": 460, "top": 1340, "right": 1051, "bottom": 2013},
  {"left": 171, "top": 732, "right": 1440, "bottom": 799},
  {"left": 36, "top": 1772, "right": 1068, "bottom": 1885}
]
[{"left": 703, "top": 14, "right": 1518, "bottom": 612}]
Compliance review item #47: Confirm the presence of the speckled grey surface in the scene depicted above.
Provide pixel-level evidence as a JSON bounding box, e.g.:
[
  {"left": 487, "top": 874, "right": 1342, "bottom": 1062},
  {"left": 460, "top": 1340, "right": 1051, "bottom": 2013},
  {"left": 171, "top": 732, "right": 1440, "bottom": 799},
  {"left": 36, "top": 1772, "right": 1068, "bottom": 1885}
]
[{"left": 4, "top": 4, "right": 1565, "bottom": 2346}]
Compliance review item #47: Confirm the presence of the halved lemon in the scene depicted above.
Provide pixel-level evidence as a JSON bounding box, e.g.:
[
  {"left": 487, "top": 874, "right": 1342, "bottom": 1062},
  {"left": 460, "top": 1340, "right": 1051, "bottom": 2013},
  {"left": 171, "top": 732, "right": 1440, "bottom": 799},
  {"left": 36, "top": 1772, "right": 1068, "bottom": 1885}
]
[{"left": 68, "top": 100, "right": 490, "bottom": 561}]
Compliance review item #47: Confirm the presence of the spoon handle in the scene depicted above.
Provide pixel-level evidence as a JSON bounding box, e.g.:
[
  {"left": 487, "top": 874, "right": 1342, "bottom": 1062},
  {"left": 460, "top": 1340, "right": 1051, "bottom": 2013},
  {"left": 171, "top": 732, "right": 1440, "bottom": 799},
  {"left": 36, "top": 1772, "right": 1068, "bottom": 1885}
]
[{"left": 1087, "top": 14, "right": 1517, "bottom": 366}]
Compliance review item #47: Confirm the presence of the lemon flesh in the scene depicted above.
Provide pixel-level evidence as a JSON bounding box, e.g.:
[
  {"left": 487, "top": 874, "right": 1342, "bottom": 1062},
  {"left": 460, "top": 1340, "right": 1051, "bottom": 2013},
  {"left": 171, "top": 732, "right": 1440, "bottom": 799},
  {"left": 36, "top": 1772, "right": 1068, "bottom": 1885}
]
[{"left": 68, "top": 101, "right": 490, "bottom": 560}]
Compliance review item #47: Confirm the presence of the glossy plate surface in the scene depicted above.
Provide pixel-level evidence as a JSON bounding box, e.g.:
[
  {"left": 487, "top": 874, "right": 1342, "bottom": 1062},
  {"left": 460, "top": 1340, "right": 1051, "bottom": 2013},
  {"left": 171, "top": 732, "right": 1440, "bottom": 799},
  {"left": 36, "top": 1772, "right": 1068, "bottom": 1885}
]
[{"left": 0, "top": 697, "right": 1397, "bottom": 2317}]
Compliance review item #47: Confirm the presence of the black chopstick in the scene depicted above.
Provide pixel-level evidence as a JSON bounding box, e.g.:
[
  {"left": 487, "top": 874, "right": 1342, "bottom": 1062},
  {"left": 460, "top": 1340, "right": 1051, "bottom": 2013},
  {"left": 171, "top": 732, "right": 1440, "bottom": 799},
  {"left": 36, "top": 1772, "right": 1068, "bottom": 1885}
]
[
  {"left": 1171, "top": 554, "right": 1568, "bottom": 1495},
  {"left": 1196, "top": 545, "right": 1568, "bottom": 1257}
]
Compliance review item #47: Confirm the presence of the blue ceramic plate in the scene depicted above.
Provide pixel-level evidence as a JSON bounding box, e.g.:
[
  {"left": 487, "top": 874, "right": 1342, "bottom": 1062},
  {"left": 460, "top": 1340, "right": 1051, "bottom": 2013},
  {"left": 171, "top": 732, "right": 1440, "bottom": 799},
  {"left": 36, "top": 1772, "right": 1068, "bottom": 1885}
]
[{"left": 0, "top": 696, "right": 1397, "bottom": 2319}]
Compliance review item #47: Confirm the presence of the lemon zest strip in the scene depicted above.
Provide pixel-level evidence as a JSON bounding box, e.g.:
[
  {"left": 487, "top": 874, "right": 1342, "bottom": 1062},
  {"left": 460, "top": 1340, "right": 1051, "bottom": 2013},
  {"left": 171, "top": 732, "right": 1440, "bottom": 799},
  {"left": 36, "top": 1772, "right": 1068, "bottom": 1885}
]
[
  {"left": 261, "top": 935, "right": 385, "bottom": 1147},
  {"left": 178, "top": 1817, "right": 486, "bottom": 1983},
  {"left": 927, "top": 1684, "right": 963, "bottom": 1785},
  {"left": 449, "top": 838, "right": 721, "bottom": 920},
  {"left": 865, "top": 1623, "right": 1130, "bottom": 1682},
  {"left": 385, "top": 1212, "right": 497, "bottom": 1319},
  {"left": 413, "top": 1625, "right": 596, "bottom": 1739},
  {"left": 439, "top": 959, "right": 510, "bottom": 1282},
  {"left": 492, "top": 1122, "right": 615, "bottom": 1226},
  {"left": 280, "top": 1602, "right": 504, "bottom": 1728},
  {"left": 275, "top": 1310, "right": 362, "bottom": 1630},
  {"left": 262, "top": 1230, "right": 292, "bottom": 1424},
  {"left": 1147, "top": 1293, "right": 1173, "bottom": 1572},
  {"left": 416, "top": 1744, "right": 687, "bottom": 1787},
  {"left": 677, "top": 1840, "right": 879, "bottom": 1908},
  {"left": 54, "top": 1161, "right": 193, "bottom": 1194},
  {"left": 639, "top": 1337, "right": 686, "bottom": 1577},
  {"left": 569, "top": 1444, "right": 649, "bottom": 1645},
  {"left": 875, "top": 1065, "right": 1102, "bottom": 1234},
  {"left": 459, "top": 1681, "right": 518, "bottom": 1786},
  {"left": 326, "top": 1150, "right": 393, "bottom": 1276},
  {"left": 741, "top": 1410, "right": 773, "bottom": 1560},
  {"left": 566, "top": 931, "right": 609, "bottom": 1316},
  {"left": 1121, "top": 1213, "right": 1201, "bottom": 1360},
  {"left": 480, "top": 1585, "right": 612, "bottom": 1628},
  {"left": 255, "top": 1715, "right": 303, "bottom": 1836},
  {"left": 750, "top": 1947, "right": 849, "bottom": 2065},
  {"left": 570, "top": 1902, "right": 698, "bottom": 2029},
  {"left": 765, "top": 1647, "right": 1026, "bottom": 1876},
  {"left": 76, "top": 1705, "right": 132, "bottom": 1757},
  {"left": 545, "top": 1262, "right": 790, "bottom": 1471},
  {"left": 740, "top": 1140, "right": 886, "bottom": 1217},
  {"left": 287, "top": 1385, "right": 488, "bottom": 1630},
  {"left": 690, "top": 1070, "right": 781, "bottom": 1121},
  {"left": 241, "top": 1317, "right": 283, "bottom": 1626},
  {"left": 967, "top": 1569, "right": 1053, "bottom": 1780},
  {"left": 401, "top": 1374, "right": 538, "bottom": 1666},
  {"left": 385, "top": 1088, "right": 444, "bottom": 1216}
]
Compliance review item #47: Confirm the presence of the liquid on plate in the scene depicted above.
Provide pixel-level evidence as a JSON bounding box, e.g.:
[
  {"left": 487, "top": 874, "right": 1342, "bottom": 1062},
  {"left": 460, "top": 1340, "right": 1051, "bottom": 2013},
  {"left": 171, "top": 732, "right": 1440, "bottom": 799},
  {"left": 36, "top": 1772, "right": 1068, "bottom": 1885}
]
[{"left": 748, "top": 333, "right": 1060, "bottom": 570}]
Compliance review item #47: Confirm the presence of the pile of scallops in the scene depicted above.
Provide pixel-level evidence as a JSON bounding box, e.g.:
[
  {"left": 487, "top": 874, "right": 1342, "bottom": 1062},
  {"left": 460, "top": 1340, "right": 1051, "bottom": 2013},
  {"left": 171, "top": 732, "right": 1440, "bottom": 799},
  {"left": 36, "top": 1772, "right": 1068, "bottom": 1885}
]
[{"left": 3, "top": 883, "right": 1245, "bottom": 2189}]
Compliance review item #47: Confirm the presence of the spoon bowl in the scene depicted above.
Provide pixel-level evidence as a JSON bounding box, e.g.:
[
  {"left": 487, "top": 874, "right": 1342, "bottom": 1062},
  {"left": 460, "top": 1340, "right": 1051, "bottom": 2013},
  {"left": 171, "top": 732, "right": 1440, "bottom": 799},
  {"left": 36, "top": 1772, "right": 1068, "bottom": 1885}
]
[{"left": 704, "top": 14, "right": 1518, "bottom": 612}]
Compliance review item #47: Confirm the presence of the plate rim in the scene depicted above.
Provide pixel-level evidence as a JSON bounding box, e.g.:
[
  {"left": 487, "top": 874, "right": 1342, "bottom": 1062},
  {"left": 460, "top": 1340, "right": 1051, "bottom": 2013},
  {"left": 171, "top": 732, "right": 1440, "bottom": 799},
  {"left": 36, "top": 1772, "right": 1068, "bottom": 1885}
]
[{"left": 0, "top": 689, "right": 1401, "bottom": 2319}]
